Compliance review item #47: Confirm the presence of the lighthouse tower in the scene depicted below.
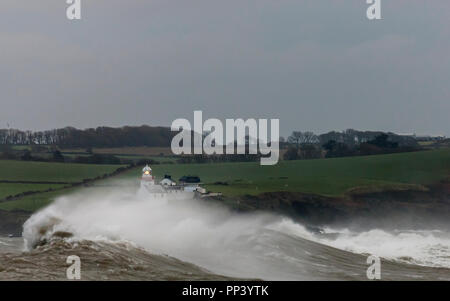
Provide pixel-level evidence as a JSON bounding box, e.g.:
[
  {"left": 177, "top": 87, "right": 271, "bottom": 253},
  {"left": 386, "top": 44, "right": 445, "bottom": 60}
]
[
  {"left": 140, "top": 165, "right": 165, "bottom": 193},
  {"left": 141, "top": 164, "right": 155, "bottom": 185}
]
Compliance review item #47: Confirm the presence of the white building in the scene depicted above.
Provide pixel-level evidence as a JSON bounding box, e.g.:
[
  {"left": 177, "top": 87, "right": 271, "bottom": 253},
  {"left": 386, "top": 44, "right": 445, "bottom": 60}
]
[{"left": 160, "top": 178, "right": 176, "bottom": 186}]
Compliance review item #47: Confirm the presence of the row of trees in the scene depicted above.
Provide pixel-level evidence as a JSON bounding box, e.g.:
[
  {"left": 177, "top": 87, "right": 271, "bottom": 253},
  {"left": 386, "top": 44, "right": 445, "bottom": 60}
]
[
  {"left": 282, "top": 129, "right": 418, "bottom": 149},
  {"left": 0, "top": 126, "right": 175, "bottom": 148},
  {"left": 283, "top": 130, "right": 420, "bottom": 160},
  {"left": 0, "top": 125, "right": 422, "bottom": 163},
  {"left": 0, "top": 147, "right": 128, "bottom": 165},
  {"left": 1, "top": 126, "right": 418, "bottom": 149}
]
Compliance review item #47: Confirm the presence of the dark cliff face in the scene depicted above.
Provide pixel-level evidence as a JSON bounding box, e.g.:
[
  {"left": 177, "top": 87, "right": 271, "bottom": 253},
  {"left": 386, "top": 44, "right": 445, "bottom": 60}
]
[
  {"left": 1, "top": 182, "right": 449, "bottom": 237},
  {"left": 0, "top": 210, "right": 30, "bottom": 236},
  {"left": 221, "top": 181, "right": 450, "bottom": 231}
]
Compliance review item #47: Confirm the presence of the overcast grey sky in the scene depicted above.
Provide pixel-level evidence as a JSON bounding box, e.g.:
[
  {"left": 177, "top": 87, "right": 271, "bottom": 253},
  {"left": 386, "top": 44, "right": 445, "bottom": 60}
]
[{"left": 1, "top": 0, "right": 449, "bottom": 137}]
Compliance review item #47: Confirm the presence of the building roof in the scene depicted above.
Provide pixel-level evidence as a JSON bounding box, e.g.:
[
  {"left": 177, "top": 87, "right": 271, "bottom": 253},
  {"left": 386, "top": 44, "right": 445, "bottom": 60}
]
[{"left": 179, "top": 176, "right": 201, "bottom": 183}]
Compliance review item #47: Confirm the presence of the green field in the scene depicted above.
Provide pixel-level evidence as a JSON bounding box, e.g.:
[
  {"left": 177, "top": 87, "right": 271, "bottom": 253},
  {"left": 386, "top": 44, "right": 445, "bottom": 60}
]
[
  {"left": 0, "top": 160, "right": 125, "bottom": 183},
  {"left": 144, "top": 149, "right": 449, "bottom": 196},
  {"left": 110, "top": 149, "right": 450, "bottom": 196},
  {"left": 0, "top": 160, "right": 126, "bottom": 211},
  {"left": 0, "top": 183, "right": 67, "bottom": 200},
  {"left": 0, "top": 187, "right": 78, "bottom": 211},
  {"left": 0, "top": 149, "right": 448, "bottom": 211}
]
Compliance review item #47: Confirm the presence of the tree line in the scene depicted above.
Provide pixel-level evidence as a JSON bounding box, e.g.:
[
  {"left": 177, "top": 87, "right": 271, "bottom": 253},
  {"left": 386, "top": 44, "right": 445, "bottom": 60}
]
[
  {"left": 282, "top": 130, "right": 421, "bottom": 160},
  {"left": 0, "top": 126, "right": 175, "bottom": 148},
  {"left": 0, "top": 125, "right": 423, "bottom": 163}
]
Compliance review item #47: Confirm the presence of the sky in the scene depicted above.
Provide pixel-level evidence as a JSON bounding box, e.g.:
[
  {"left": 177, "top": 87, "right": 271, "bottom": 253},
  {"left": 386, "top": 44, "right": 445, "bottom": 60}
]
[{"left": 0, "top": 0, "right": 449, "bottom": 137}]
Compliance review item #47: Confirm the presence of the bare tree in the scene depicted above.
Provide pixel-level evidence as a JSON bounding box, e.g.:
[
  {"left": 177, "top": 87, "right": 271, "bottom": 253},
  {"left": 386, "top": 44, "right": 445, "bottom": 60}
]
[
  {"left": 302, "top": 131, "right": 319, "bottom": 144},
  {"left": 287, "top": 131, "right": 303, "bottom": 148},
  {"left": 288, "top": 131, "right": 319, "bottom": 147}
]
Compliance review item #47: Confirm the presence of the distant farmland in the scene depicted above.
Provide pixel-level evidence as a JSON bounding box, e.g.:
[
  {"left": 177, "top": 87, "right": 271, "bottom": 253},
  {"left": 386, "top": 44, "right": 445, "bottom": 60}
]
[
  {"left": 0, "top": 188, "right": 79, "bottom": 212},
  {"left": 0, "top": 149, "right": 448, "bottom": 211},
  {"left": 146, "top": 149, "right": 450, "bottom": 197},
  {"left": 58, "top": 146, "right": 177, "bottom": 164},
  {"left": 0, "top": 160, "right": 124, "bottom": 183},
  {"left": 0, "top": 183, "right": 66, "bottom": 200},
  {"left": 61, "top": 146, "right": 174, "bottom": 156},
  {"left": 0, "top": 160, "right": 126, "bottom": 211}
]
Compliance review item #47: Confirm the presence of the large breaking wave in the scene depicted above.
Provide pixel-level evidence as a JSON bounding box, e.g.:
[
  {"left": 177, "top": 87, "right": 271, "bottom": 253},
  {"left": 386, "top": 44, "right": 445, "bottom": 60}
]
[{"left": 20, "top": 184, "right": 450, "bottom": 280}]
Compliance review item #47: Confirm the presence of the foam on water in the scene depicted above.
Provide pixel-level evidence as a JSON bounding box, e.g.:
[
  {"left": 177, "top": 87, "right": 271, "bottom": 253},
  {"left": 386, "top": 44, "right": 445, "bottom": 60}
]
[
  {"left": 269, "top": 219, "right": 450, "bottom": 268},
  {"left": 21, "top": 185, "right": 450, "bottom": 279}
]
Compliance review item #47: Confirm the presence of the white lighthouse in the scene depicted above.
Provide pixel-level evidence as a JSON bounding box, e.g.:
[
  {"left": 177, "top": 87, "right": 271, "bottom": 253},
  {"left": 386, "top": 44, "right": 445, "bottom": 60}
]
[
  {"left": 141, "top": 164, "right": 154, "bottom": 183},
  {"left": 140, "top": 165, "right": 165, "bottom": 193}
]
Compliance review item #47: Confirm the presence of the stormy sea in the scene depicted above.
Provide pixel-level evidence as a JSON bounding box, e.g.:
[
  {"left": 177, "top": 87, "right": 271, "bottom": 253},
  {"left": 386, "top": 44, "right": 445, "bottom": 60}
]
[{"left": 0, "top": 185, "right": 449, "bottom": 281}]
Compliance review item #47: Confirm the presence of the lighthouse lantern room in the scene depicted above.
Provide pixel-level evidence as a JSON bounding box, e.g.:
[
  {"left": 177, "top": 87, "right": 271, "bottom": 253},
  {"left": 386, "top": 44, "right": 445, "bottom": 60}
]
[{"left": 142, "top": 165, "right": 154, "bottom": 182}]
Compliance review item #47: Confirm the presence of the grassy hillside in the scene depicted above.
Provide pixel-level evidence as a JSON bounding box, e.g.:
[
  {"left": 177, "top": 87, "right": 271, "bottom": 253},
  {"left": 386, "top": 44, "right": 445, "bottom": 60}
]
[
  {"left": 0, "top": 188, "right": 78, "bottom": 212},
  {"left": 0, "top": 183, "right": 66, "bottom": 200},
  {"left": 0, "top": 160, "right": 127, "bottom": 211},
  {"left": 0, "top": 160, "right": 124, "bottom": 183},
  {"left": 142, "top": 149, "right": 449, "bottom": 196},
  {"left": 0, "top": 149, "right": 448, "bottom": 211}
]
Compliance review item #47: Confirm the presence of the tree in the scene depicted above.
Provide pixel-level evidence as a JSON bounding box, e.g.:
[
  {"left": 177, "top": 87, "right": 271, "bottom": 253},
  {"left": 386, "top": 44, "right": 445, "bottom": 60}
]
[
  {"left": 288, "top": 131, "right": 319, "bottom": 148},
  {"left": 368, "top": 134, "right": 398, "bottom": 149},
  {"left": 302, "top": 131, "right": 319, "bottom": 144},
  {"left": 52, "top": 150, "right": 65, "bottom": 162},
  {"left": 283, "top": 146, "right": 299, "bottom": 160},
  {"left": 298, "top": 144, "right": 322, "bottom": 159},
  {"left": 21, "top": 150, "right": 33, "bottom": 161},
  {"left": 323, "top": 140, "right": 354, "bottom": 158},
  {"left": 322, "top": 140, "right": 336, "bottom": 151},
  {"left": 288, "top": 131, "right": 303, "bottom": 147}
]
